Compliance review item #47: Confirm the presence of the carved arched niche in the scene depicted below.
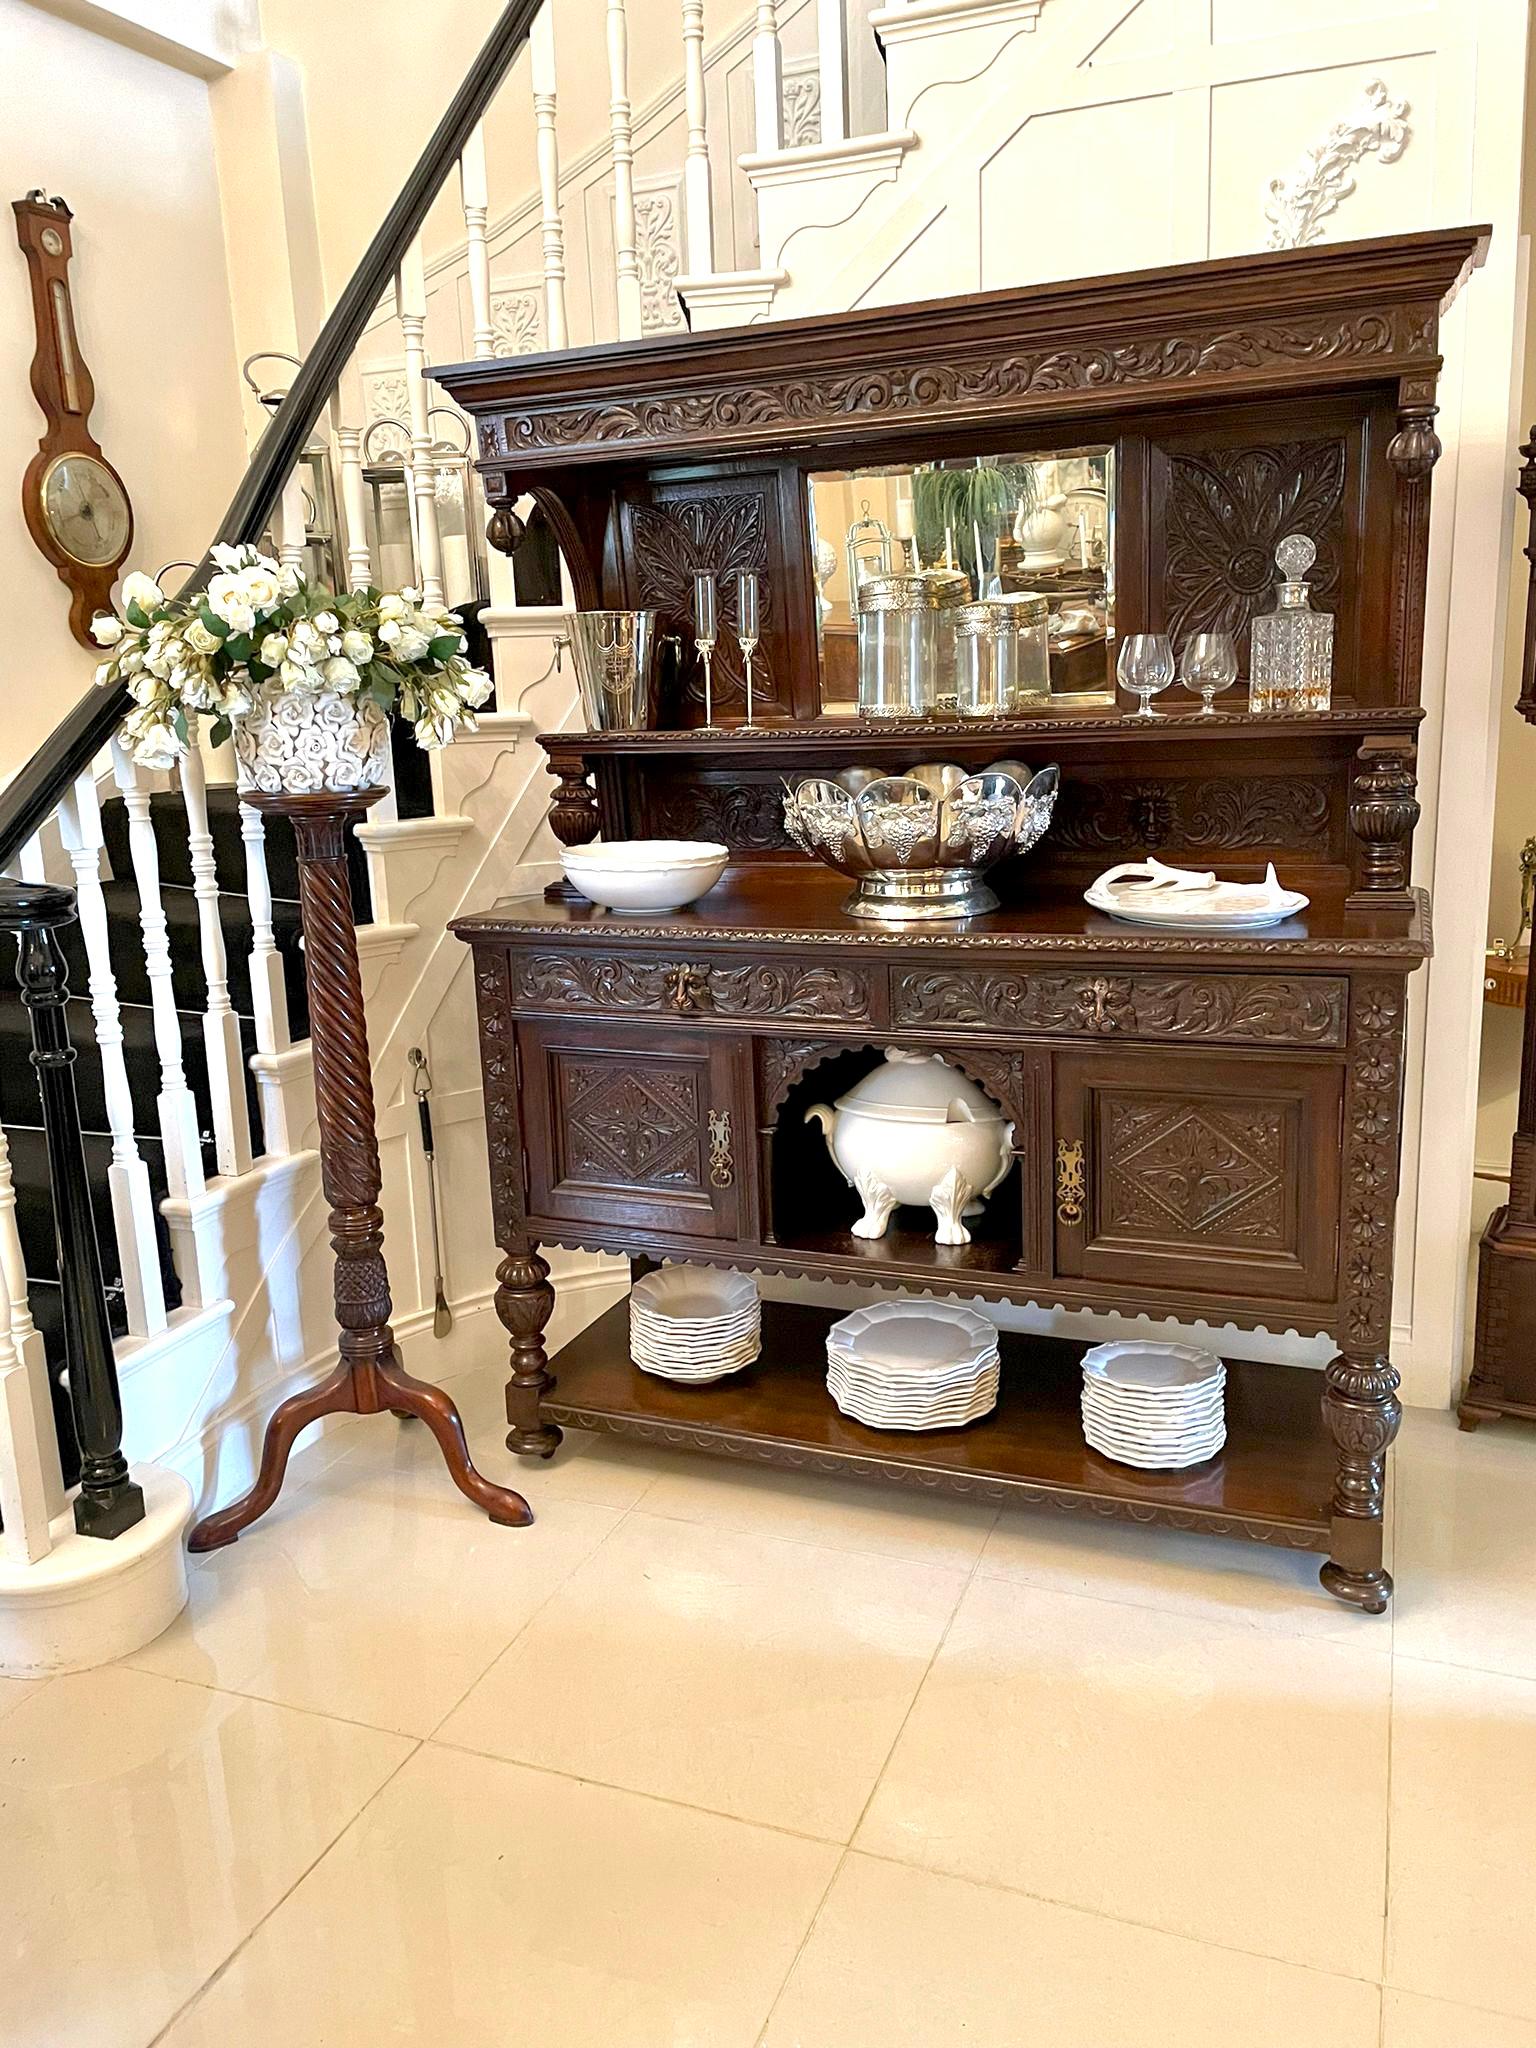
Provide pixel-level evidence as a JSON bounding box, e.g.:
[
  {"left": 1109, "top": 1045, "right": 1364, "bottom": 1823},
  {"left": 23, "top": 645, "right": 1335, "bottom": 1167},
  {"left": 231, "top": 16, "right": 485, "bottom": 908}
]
[{"left": 759, "top": 1037, "right": 1027, "bottom": 1261}]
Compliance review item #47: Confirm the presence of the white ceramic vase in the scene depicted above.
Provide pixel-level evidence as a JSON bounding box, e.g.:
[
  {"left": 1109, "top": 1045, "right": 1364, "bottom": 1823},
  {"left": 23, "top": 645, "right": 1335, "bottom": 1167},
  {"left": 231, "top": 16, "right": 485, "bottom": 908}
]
[
  {"left": 805, "top": 1049, "right": 1015, "bottom": 1246},
  {"left": 232, "top": 679, "right": 391, "bottom": 795}
]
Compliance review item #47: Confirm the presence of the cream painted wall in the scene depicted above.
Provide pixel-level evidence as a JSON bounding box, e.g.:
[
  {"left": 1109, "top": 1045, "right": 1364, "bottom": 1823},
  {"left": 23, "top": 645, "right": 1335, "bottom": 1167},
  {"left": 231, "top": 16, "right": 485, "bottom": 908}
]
[{"left": 0, "top": 0, "right": 247, "bottom": 770}]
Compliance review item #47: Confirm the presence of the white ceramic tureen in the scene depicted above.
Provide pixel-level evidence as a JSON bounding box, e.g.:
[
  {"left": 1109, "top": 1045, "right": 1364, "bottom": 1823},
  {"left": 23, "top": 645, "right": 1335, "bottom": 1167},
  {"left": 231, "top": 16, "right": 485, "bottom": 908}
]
[{"left": 805, "top": 1049, "right": 1015, "bottom": 1245}]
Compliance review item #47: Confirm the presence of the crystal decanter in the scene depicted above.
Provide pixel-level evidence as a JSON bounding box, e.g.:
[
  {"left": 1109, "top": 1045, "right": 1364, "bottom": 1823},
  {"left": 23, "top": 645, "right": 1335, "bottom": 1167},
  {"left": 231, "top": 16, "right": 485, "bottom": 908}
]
[{"left": 1248, "top": 533, "right": 1333, "bottom": 712}]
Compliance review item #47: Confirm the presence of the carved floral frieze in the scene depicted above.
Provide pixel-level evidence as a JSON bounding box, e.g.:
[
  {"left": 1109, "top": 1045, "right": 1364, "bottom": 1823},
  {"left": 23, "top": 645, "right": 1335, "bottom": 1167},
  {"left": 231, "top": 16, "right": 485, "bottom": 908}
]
[
  {"left": 891, "top": 969, "right": 1347, "bottom": 1046},
  {"left": 511, "top": 951, "right": 873, "bottom": 1021}
]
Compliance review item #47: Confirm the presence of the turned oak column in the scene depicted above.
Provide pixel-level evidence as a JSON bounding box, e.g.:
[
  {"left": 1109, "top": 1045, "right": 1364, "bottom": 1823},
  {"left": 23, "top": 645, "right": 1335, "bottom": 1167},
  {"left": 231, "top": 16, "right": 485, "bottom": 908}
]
[{"left": 189, "top": 788, "right": 532, "bottom": 1549}]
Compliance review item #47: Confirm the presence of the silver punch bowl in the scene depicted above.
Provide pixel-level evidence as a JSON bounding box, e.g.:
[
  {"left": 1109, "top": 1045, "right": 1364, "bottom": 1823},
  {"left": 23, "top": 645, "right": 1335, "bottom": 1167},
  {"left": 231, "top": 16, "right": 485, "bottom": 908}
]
[{"left": 783, "top": 761, "right": 1060, "bottom": 920}]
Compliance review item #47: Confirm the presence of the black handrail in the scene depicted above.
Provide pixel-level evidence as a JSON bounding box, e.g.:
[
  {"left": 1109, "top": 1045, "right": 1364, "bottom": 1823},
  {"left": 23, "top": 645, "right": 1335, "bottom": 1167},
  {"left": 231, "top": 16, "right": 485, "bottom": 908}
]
[{"left": 0, "top": 0, "right": 541, "bottom": 868}]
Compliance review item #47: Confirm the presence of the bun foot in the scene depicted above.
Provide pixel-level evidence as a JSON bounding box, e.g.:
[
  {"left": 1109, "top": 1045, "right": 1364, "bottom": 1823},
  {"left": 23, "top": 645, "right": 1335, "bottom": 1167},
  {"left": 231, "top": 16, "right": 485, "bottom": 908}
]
[
  {"left": 508, "top": 1422, "right": 564, "bottom": 1460},
  {"left": 1319, "top": 1559, "right": 1393, "bottom": 1614}
]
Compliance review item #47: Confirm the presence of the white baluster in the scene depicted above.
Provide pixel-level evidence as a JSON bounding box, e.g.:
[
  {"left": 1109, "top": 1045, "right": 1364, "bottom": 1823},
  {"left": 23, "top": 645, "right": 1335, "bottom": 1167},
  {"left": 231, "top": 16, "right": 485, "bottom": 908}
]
[
  {"left": 460, "top": 123, "right": 496, "bottom": 359},
  {"left": 336, "top": 424, "right": 375, "bottom": 592},
  {"left": 817, "top": 0, "right": 849, "bottom": 144},
  {"left": 681, "top": 0, "right": 715, "bottom": 273},
  {"left": 0, "top": 1128, "right": 65, "bottom": 1524},
  {"left": 396, "top": 237, "right": 447, "bottom": 605},
  {"left": 110, "top": 743, "right": 207, "bottom": 1206},
  {"left": 753, "top": 0, "right": 784, "bottom": 153},
  {"left": 178, "top": 744, "right": 253, "bottom": 1179},
  {"left": 532, "top": 4, "right": 569, "bottom": 349},
  {"left": 277, "top": 466, "right": 308, "bottom": 580},
  {"left": 57, "top": 773, "right": 167, "bottom": 1338},
  {"left": 606, "top": 0, "right": 643, "bottom": 338},
  {"left": 0, "top": 1245, "right": 53, "bottom": 1565},
  {"left": 239, "top": 800, "right": 290, "bottom": 1067}
]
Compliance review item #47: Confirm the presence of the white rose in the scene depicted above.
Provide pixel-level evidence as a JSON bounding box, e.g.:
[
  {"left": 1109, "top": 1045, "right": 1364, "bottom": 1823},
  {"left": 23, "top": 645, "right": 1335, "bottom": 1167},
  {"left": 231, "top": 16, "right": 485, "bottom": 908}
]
[
  {"left": 323, "top": 656, "right": 360, "bottom": 692},
  {"left": 279, "top": 658, "right": 316, "bottom": 691},
  {"left": 259, "top": 633, "right": 290, "bottom": 667},
  {"left": 128, "top": 673, "right": 160, "bottom": 706},
  {"left": 401, "top": 587, "right": 421, "bottom": 605},
  {"left": 120, "top": 646, "right": 144, "bottom": 676},
  {"left": 238, "top": 566, "right": 281, "bottom": 612},
  {"left": 210, "top": 543, "right": 247, "bottom": 571},
  {"left": 396, "top": 625, "right": 432, "bottom": 663},
  {"left": 128, "top": 717, "right": 182, "bottom": 771},
  {"left": 205, "top": 571, "right": 242, "bottom": 620},
  {"left": 313, "top": 610, "right": 339, "bottom": 634},
  {"left": 122, "top": 571, "right": 164, "bottom": 616},
  {"left": 377, "top": 594, "right": 407, "bottom": 622},
  {"left": 340, "top": 630, "right": 372, "bottom": 663},
  {"left": 91, "top": 612, "right": 125, "bottom": 647},
  {"left": 224, "top": 601, "right": 256, "bottom": 637},
  {"left": 461, "top": 667, "right": 493, "bottom": 709},
  {"left": 220, "top": 682, "right": 252, "bottom": 719},
  {"left": 277, "top": 564, "right": 302, "bottom": 597},
  {"left": 185, "top": 620, "right": 222, "bottom": 657},
  {"left": 377, "top": 619, "right": 402, "bottom": 646}
]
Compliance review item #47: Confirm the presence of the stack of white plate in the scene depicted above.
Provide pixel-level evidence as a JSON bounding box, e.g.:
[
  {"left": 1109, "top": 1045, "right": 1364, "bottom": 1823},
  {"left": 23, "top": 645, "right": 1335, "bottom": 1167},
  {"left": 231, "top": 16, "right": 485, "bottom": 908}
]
[
  {"left": 826, "top": 1301, "right": 1000, "bottom": 1431},
  {"left": 629, "top": 1265, "right": 760, "bottom": 1383},
  {"left": 1080, "top": 1341, "right": 1226, "bottom": 1469}
]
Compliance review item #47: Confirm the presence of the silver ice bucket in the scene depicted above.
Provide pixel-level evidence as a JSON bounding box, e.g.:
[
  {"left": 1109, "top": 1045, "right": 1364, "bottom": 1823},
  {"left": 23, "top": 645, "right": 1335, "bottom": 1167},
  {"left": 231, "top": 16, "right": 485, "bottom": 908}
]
[{"left": 561, "top": 609, "right": 661, "bottom": 729}]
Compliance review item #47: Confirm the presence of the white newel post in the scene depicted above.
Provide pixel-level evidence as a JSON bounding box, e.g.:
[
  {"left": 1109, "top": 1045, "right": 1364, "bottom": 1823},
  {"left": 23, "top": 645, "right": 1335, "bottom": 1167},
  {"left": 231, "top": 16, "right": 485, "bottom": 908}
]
[
  {"left": 277, "top": 466, "right": 308, "bottom": 580},
  {"left": 532, "top": 4, "right": 569, "bottom": 349},
  {"left": 606, "top": 0, "right": 644, "bottom": 338},
  {"left": 0, "top": 1128, "right": 64, "bottom": 1527},
  {"left": 396, "top": 236, "right": 447, "bottom": 606},
  {"left": 57, "top": 773, "right": 167, "bottom": 1339},
  {"left": 816, "top": 0, "right": 849, "bottom": 145},
  {"left": 753, "top": 0, "right": 784, "bottom": 153},
  {"left": 681, "top": 0, "right": 715, "bottom": 274},
  {"left": 110, "top": 743, "right": 207, "bottom": 1212},
  {"left": 177, "top": 744, "right": 254, "bottom": 1179},
  {"left": 461, "top": 123, "right": 496, "bottom": 359},
  {"left": 336, "top": 424, "right": 374, "bottom": 592}
]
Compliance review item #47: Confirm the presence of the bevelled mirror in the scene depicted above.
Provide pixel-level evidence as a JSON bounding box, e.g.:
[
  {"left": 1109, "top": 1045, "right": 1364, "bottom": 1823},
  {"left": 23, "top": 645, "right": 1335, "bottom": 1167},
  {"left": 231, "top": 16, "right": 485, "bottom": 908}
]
[{"left": 807, "top": 446, "right": 1116, "bottom": 716}]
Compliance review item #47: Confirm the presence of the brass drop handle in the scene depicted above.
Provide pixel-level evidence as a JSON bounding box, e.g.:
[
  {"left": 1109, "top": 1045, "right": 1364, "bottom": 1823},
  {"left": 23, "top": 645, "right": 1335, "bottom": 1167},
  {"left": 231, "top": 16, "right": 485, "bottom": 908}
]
[
  {"left": 708, "top": 1108, "right": 734, "bottom": 1188},
  {"left": 1055, "top": 1137, "right": 1085, "bottom": 1227}
]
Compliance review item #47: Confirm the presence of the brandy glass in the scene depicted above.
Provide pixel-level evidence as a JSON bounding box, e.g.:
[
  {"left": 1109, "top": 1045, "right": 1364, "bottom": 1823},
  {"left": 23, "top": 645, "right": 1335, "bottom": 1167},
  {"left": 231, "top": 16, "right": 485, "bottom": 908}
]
[
  {"left": 1116, "top": 633, "right": 1175, "bottom": 720},
  {"left": 1180, "top": 631, "right": 1239, "bottom": 716}
]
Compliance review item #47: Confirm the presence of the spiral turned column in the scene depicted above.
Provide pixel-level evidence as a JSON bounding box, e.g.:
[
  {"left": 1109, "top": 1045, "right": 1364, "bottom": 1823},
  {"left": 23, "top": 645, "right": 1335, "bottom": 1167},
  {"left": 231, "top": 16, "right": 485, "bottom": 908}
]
[{"left": 189, "top": 789, "right": 532, "bottom": 1550}]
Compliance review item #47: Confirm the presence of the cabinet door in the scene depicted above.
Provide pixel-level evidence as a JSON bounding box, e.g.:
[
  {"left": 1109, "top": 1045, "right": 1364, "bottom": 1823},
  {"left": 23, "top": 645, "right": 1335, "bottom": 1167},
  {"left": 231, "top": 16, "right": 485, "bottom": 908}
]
[
  {"left": 520, "top": 1021, "right": 746, "bottom": 1240},
  {"left": 1053, "top": 1049, "right": 1342, "bottom": 1306}
]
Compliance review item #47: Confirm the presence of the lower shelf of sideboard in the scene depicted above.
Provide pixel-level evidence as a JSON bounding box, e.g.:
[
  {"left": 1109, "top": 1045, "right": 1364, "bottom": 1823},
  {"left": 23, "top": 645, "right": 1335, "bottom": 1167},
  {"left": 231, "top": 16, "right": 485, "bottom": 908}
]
[{"left": 544, "top": 1300, "right": 1335, "bottom": 1549}]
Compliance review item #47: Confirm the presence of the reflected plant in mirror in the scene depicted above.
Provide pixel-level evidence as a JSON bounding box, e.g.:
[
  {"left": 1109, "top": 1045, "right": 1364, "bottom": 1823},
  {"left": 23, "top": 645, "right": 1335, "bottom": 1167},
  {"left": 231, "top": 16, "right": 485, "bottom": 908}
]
[{"left": 808, "top": 445, "right": 1116, "bottom": 716}]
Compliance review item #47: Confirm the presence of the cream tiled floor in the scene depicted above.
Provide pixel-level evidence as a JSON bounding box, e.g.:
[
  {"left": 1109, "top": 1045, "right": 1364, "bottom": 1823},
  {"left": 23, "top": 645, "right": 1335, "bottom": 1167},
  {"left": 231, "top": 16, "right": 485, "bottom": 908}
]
[{"left": 5, "top": 1358, "right": 1535, "bottom": 2048}]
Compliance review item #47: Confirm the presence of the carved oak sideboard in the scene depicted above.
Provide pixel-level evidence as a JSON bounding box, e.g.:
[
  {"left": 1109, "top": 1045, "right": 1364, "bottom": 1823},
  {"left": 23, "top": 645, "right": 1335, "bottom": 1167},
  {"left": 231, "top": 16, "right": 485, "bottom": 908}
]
[
  {"left": 456, "top": 870, "right": 1428, "bottom": 1613},
  {"left": 438, "top": 226, "right": 1484, "bottom": 1612}
]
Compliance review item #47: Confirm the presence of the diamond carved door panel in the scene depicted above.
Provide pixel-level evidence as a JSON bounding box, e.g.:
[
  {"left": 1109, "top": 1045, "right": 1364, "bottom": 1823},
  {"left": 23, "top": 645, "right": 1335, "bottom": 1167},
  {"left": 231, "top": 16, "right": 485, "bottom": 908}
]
[
  {"left": 1054, "top": 1048, "right": 1342, "bottom": 1307},
  {"left": 520, "top": 1021, "right": 745, "bottom": 1239}
]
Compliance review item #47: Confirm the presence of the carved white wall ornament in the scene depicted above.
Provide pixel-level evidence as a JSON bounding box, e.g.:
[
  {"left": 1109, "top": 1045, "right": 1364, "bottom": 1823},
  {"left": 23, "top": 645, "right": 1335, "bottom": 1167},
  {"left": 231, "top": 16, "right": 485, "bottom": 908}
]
[
  {"left": 782, "top": 65, "right": 822, "bottom": 149},
  {"left": 1262, "top": 78, "right": 1411, "bottom": 251},
  {"left": 634, "top": 185, "right": 685, "bottom": 333},
  {"left": 361, "top": 368, "right": 411, "bottom": 458},
  {"left": 490, "top": 287, "right": 544, "bottom": 355}
]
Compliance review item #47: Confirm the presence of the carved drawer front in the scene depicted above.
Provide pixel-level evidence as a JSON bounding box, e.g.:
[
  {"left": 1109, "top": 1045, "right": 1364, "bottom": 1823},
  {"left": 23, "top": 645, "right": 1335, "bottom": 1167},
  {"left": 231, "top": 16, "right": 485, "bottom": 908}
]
[
  {"left": 519, "top": 1021, "right": 745, "bottom": 1239},
  {"left": 510, "top": 949, "right": 874, "bottom": 1025},
  {"left": 892, "top": 968, "right": 1347, "bottom": 1047},
  {"left": 1053, "top": 1049, "right": 1342, "bottom": 1306}
]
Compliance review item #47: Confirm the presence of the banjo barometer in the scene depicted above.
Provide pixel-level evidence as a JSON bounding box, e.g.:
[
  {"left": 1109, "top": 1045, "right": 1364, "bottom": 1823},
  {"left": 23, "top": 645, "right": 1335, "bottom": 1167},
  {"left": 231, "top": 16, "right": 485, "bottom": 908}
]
[{"left": 14, "top": 191, "right": 134, "bottom": 647}]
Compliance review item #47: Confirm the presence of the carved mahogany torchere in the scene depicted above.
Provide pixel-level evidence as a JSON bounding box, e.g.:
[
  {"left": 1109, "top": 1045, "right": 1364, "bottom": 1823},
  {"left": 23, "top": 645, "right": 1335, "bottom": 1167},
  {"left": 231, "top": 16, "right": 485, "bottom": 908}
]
[
  {"left": 1462, "top": 426, "right": 1536, "bottom": 1428},
  {"left": 189, "top": 790, "right": 532, "bottom": 1551},
  {"left": 438, "top": 227, "right": 1489, "bottom": 1611}
]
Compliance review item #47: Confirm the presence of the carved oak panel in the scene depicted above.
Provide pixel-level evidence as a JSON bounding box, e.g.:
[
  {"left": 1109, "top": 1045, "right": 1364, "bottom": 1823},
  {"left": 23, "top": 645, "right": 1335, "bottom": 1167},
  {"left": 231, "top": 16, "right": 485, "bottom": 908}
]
[
  {"left": 518, "top": 1020, "right": 745, "bottom": 1239},
  {"left": 891, "top": 968, "right": 1347, "bottom": 1046},
  {"left": 1163, "top": 438, "right": 1347, "bottom": 654},
  {"left": 511, "top": 951, "right": 874, "bottom": 1023},
  {"left": 1054, "top": 1048, "right": 1343, "bottom": 1304},
  {"left": 1049, "top": 776, "right": 1334, "bottom": 859}
]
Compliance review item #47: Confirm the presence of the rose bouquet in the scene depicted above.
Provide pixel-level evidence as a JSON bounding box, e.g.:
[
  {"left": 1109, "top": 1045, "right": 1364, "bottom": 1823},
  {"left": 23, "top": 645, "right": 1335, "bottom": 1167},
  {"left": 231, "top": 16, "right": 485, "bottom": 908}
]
[{"left": 91, "top": 545, "right": 493, "bottom": 773}]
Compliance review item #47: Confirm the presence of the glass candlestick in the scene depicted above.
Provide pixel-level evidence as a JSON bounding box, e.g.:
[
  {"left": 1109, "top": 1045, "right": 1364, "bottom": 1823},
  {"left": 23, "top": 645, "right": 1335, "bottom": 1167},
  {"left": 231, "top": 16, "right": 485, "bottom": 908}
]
[
  {"left": 1180, "top": 630, "right": 1238, "bottom": 715},
  {"left": 736, "top": 571, "right": 761, "bottom": 726},
  {"left": 1116, "top": 632, "right": 1175, "bottom": 720},
  {"left": 693, "top": 570, "right": 718, "bottom": 728}
]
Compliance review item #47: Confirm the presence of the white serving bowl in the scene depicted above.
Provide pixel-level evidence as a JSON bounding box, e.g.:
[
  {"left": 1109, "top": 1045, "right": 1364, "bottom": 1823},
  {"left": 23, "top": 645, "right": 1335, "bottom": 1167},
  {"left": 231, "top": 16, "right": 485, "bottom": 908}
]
[{"left": 562, "top": 839, "right": 729, "bottom": 912}]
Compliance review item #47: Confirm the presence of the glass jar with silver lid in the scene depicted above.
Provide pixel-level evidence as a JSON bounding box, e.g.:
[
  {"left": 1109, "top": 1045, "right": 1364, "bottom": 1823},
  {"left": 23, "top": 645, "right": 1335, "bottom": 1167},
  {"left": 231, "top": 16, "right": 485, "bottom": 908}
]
[
  {"left": 855, "top": 572, "right": 943, "bottom": 719},
  {"left": 952, "top": 593, "right": 1051, "bottom": 717}
]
